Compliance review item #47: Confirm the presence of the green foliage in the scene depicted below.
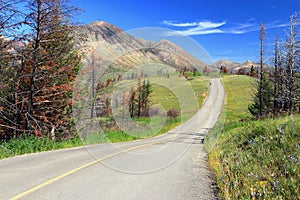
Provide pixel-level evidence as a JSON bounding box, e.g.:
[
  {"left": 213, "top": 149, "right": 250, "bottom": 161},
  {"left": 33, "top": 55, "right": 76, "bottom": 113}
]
[
  {"left": 128, "top": 78, "right": 152, "bottom": 118},
  {"left": 248, "top": 71, "right": 274, "bottom": 118}
]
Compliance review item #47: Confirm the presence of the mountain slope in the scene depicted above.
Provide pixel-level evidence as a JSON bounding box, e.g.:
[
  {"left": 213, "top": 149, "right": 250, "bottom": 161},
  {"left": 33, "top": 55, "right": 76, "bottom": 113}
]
[
  {"left": 76, "top": 21, "right": 207, "bottom": 72},
  {"left": 211, "top": 59, "right": 239, "bottom": 70}
]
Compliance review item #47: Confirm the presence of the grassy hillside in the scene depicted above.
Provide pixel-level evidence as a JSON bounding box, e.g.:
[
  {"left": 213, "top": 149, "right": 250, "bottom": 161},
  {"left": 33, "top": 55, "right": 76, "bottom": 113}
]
[
  {"left": 222, "top": 75, "right": 254, "bottom": 125},
  {"left": 83, "top": 74, "right": 208, "bottom": 143},
  {"left": 205, "top": 75, "right": 300, "bottom": 199}
]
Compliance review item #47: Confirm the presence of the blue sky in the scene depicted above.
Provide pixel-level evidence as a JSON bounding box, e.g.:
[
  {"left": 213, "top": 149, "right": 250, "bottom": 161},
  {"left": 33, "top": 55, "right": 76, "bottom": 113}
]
[{"left": 71, "top": 0, "right": 299, "bottom": 63}]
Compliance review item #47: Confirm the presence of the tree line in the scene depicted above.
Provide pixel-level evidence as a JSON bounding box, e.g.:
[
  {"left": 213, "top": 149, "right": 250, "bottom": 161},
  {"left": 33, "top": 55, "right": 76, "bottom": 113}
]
[
  {"left": 249, "top": 14, "right": 300, "bottom": 118},
  {"left": 0, "top": 0, "right": 82, "bottom": 141}
]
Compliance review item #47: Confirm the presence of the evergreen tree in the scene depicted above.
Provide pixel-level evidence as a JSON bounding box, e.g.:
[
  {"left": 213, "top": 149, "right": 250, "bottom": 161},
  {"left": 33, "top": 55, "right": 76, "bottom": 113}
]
[
  {"left": 258, "top": 23, "right": 266, "bottom": 117},
  {"left": 0, "top": 0, "right": 82, "bottom": 139},
  {"left": 249, "top": 71, "right": 274, "bottom": 118},
  {"left": 249, "top": 23, "right": 274, "bottom": 118},
  {"left": 273, "top": 35, "right": 281, "bottom": 114},
  {"left": 129, "top": 87, "right": 136, "bottom": 118},
  {"left": 20, "top": 0, "right": 82, "bottom": 136}
]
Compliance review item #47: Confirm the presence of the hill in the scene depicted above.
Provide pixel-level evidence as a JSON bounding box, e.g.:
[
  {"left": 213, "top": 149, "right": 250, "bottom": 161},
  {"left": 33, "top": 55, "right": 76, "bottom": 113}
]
[
  {"left": 211, "top": 59, "right": 260, "bottom": 74},
  {"left": 211, "top": 59, "right": 239, "bottom": 70},
  {"left": 75, "top": 21, "right": 208, "bottom": 72}
]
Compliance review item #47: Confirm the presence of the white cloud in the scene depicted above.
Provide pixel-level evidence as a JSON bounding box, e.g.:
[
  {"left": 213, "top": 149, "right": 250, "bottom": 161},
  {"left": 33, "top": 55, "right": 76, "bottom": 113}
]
[
  {"left": 163, "top": 20, "right": 226, "bottom": 36},
  {"left": 197, "top": 21, "right": 226, "bottom": 29},
  {"left": 162, "top": 20, "right": 198, "bottom": 27},
  {"left": 165, "top": 28, "right": 224, "bottom": 36},
  {"left": 162, "top": 19, "right": 289, "bottom": 36}
]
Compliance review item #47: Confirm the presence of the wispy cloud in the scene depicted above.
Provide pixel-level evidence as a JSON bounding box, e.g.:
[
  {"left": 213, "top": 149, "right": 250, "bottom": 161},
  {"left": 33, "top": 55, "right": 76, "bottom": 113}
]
[
  {"left": 162, "top": 20, "right": 226, "bottom": 35},
  {"left": 162, "top": 19, "right": 289, "bottom": 36},
  {"left": 265, "top": 21, "right": 289, "bottom": 29},
  {"left": 162, "top": 20, "right": 198, "bottom": 27}
]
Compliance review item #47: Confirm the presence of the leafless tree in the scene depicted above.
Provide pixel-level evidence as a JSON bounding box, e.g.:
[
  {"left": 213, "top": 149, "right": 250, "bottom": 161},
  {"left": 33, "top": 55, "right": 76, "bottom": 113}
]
[
  {"left": 284, "top": 14, "right": 298, "bottom": 114},
  {"left": 259, "top": 23, "right": 266, "bottom": 117}
]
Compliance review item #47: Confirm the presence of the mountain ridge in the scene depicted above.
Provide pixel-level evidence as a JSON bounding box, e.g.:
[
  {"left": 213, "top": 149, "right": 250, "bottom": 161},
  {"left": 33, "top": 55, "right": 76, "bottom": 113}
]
[{"left": 76, "top": 21, "right": 208, "bottom": 72}]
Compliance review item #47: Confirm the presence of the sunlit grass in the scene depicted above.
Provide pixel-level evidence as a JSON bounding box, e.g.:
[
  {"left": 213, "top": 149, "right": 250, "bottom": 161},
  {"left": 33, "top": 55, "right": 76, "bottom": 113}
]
[
  {"left": 222, "top": 75, "right": 255, "bottom": 124},
  {"left": 0, "top": 136, "right": 83, "bottom": 159},
  {"left": 210, "top": 117, "right": 300, "bottom": 199},
  {"left": 205, "top": 75, "right": 300, "bottom": 199}
]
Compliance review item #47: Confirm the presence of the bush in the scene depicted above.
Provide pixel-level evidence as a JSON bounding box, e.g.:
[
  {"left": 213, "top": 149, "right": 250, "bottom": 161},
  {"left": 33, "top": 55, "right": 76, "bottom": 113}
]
[{"left": 167, "top": 108, "right": 179, "bottom": 119}]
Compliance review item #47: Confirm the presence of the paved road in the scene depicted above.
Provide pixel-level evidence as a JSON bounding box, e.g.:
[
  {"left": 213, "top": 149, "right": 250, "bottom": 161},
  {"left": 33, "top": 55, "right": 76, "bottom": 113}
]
[{"left": 0, "top": 78, "right": 225, "bottom": 200}]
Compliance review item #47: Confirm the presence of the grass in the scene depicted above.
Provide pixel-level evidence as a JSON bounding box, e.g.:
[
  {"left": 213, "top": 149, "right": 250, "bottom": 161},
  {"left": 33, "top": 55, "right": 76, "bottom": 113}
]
[
  {"left": 84, "top": 74, "right": 208, "bottom": 144},
  {"left": 0, "top": 136, "right": 82, "bottom": 159},
  {"left": 205, "top": 75, "right": 300, "bottom": 199},
  {"left": 150, "top": 74, "right": 208, "bottom": 121},
  {"left": 222, "top": 75, "right": 255, "bottom": 125},
  {"left": 82, "top": 117, "right": 181, "bottom": 144}
]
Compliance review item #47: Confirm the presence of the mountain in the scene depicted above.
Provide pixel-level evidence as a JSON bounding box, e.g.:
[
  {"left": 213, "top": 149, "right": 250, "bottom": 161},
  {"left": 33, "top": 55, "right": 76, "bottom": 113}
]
[
  {"left": 211, "top": 59, "right": 239, "bottom": 70},
  {"left": 76, "top": 21, "right": 208, "bottom": 73},
  {"left": 212, "top": 59, "right": 260, "bottom": 74},
  {"left": 231, "top": 60, "right": 259, "bottom": 74},
  {"left": 151, "top": 39, "right": 207, "bottom": 70}
]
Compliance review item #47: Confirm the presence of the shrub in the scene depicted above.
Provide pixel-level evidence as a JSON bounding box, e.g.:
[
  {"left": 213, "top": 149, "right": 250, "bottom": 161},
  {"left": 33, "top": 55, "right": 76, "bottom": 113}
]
[{"left": 167, "top": 108, "right": 179, "bottom": 119}]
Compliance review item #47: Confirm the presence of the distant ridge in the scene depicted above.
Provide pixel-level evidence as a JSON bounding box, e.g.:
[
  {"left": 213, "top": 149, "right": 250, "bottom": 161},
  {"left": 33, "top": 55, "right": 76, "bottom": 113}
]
[{"left": 211, "top": 59, "right": 262, "bottom": 74}]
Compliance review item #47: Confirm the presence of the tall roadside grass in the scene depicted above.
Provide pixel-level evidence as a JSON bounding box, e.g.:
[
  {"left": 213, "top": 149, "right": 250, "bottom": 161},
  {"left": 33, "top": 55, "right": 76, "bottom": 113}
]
[
  {"left": 0, "top": 136, "right": 82, "bottom": 159},
  {"left": 205, "top": 75, "right": 300, "bottom": 199}
]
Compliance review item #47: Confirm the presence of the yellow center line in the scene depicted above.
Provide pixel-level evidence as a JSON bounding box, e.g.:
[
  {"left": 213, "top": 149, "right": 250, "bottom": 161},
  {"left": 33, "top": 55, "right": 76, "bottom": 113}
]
[{"left": 9, "top": 138, "right": 173, "bottom": 200}]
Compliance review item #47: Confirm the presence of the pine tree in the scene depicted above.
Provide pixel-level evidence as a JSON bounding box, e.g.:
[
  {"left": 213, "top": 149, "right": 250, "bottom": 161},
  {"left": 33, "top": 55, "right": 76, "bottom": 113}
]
[
  {"left": 0, "top": 0, "right": 82, "bottom": 139},
  {"left": 249, "top": 71, "right": 274, "bottom": 118},
  {"left": 249, "top": 23, "right": 274, "bottom": 118},
  {"left": 258, "top": 23, "right": 266, "bottom": 117},
  {"left": 20, "top": 0, "right": 82, "bottom": 136},
  {"left": 273, "top": 35, "right": 280, "bottom": 114},
  {"left": 0, "top": 0, "right": 25, "bottom": 139},
  {"left": 129, "top": 87, "right": 136, "bottom": 118}
]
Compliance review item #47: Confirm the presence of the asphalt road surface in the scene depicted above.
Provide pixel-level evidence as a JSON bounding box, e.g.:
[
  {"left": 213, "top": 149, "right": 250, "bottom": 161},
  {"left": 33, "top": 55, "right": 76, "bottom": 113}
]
[{"left": 0, "top": 78, "right": 225, "bottom": 200}]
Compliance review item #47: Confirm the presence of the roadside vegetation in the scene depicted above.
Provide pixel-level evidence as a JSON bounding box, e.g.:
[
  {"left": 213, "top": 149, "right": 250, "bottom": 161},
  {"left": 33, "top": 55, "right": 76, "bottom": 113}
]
[
  {"left": 205, "top": 75, "right": 300, "bottom": 199},
  {"left": 206, "top": 14, "right": 300, "bottom": 199},
  {"left": 0, "top": 71, "right": 208, "bottom": 159},
  {"left": 0, "top": 136, "right": 82, "bottom": 159}
]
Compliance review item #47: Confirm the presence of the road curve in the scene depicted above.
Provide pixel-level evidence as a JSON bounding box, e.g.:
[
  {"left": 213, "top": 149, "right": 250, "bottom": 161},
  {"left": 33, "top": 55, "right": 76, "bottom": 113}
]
[{"left": 0, "top": 78, "right": 225, "bottom": 200}]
